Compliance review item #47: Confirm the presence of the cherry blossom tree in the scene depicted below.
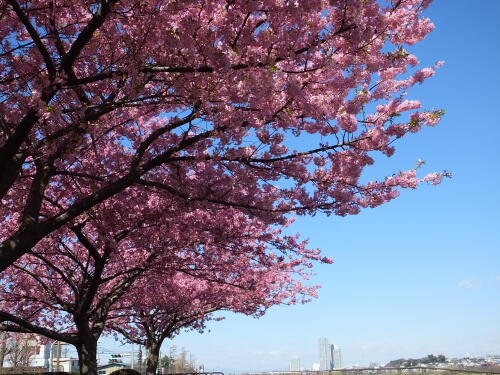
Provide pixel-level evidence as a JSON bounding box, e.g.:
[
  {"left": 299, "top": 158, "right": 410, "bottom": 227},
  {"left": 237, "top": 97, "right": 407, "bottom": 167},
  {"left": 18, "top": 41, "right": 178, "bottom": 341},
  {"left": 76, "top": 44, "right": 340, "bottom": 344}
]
[
  {"left": 0, "top": 0, "right": 445, "bottom": 273},
  {"left": 0, "top": 189, "right": 326, "bottom": 375},
  {"left": 111, "top": 230, "right": 320, "bottom": 375},
  {"left": 0, "top": 214, "right": 162, "bottom": 375}
]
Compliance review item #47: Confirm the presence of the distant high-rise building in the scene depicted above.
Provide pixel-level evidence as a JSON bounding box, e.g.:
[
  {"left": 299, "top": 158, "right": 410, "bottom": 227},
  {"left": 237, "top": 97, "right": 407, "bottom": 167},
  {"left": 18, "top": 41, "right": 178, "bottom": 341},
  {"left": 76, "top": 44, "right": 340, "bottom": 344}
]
[
  {"left": 318, "top": 338, "right": 331, "bottom": 370},
  {"left": 289, "top": 357, "right": 301, "bottom": 371},
  {"left": 318, "top": 338, "right": 343, "bottom": 370},
  {"left": 331, "top": 344, "right": 342, "bottom": 369}
]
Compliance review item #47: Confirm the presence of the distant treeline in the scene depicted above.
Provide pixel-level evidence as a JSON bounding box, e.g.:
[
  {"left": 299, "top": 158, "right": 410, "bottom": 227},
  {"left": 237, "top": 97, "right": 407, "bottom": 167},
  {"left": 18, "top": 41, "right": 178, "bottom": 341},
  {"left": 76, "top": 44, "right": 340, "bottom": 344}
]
[{"left": 385, "top": 355, "right": 447, "bottom": 367}]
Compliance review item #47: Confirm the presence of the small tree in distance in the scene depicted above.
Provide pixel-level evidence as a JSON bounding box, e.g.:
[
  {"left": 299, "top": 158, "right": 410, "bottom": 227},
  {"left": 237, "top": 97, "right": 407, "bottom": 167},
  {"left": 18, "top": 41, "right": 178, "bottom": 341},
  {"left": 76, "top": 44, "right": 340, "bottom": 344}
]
[
  {"left": 0, "top": 332, "right": 9, "bottom": 368},
  {"left": 0, "top": 333, "right": 35, "bottom": 369},
  {"left": 159, "top": 355, "right": 170, "bottom": 372}
]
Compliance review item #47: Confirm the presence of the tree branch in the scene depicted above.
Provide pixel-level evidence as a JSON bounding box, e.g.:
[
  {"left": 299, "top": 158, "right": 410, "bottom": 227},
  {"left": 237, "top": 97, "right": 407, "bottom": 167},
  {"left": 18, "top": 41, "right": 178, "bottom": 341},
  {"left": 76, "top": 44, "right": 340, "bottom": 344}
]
[
  {"left": 0, "top": 311, "right": 76, "bottom": 344},
  {"left": 61, "top": 0, "right": 119, "bottom": 73},
  {"left": 7, "top": 0, "right": 56, "bottom": 80}
]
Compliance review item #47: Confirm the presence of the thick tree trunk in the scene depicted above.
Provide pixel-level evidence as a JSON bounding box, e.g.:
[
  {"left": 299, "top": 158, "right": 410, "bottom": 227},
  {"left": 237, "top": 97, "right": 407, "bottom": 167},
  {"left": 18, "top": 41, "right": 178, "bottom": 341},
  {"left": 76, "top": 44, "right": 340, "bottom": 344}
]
[
  {"left": 145, "top": 342, "right": 160, "bottom": 375},
  {"left": 76, "top": 336, "right": 98, "bottom": 375}
]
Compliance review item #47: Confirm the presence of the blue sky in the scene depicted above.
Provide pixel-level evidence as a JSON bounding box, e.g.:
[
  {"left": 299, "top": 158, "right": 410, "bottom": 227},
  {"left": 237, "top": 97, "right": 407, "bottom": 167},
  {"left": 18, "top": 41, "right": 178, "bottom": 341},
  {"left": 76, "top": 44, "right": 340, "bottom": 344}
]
[{"left": 104, "top": 1, "right": 500, "bottom": 372}]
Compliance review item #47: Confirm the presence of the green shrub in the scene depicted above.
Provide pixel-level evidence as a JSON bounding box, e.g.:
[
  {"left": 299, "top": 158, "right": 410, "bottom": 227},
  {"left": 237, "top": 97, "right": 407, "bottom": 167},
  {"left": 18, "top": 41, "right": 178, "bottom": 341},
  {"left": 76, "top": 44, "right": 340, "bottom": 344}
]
[{"left": 109, "top": 369, "right": 141, "bottom": 375}]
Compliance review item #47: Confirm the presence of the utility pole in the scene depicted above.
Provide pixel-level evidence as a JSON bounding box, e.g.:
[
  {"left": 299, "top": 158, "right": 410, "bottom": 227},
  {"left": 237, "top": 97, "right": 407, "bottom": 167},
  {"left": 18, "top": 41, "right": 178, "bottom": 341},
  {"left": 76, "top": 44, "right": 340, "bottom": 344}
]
[
  {"left": 49, "top": 341, "right": 55, "bottom": 372},
  {"left": 158, "top": 349, "right": 161, "bottom": 375},
  {"left": 138, "top": 345, "right": 142, "bottom": 373},
  {"left": 131, "top": 344, "right": 135, "bottom": 370},
  {"left": 56, "top": 341, "right": 61, "bottom": 371}
]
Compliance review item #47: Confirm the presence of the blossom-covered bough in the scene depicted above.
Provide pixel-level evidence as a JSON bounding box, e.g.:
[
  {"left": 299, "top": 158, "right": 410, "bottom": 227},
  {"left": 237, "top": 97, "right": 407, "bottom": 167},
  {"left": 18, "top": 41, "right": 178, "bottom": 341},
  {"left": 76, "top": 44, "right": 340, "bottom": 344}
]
[{"left": 0, "top": 0, "right": 445, "bottom": 272}]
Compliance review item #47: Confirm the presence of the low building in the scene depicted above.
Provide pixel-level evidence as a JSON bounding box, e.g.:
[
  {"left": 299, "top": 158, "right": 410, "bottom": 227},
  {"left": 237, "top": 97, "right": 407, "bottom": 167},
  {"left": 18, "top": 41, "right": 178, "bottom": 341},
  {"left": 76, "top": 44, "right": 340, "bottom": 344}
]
[
  {"left": 97, "top": 363, "right": 129, "bottom": 375},
  {"left": 51, "top": 357, "right": 80, "bottom": 373}
]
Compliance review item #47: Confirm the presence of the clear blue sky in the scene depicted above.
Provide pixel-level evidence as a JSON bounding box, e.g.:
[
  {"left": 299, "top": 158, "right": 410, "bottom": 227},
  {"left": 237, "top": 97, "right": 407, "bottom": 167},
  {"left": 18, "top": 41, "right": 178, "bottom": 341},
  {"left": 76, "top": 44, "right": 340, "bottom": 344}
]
[{"left": 105, "top": 1, "right": 500, "bottom": 372}]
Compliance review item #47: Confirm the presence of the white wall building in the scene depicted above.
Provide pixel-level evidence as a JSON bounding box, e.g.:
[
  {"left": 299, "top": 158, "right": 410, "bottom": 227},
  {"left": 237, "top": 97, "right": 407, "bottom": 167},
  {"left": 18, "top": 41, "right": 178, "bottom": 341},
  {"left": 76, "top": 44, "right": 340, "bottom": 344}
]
[
  {"left": 32, "top": 340, "right": 51, "bottom": 368},
  {"left": 289, "top": 356, "right": 301, "bottom": 371},
  {"left": 51, "top": 357, "right": 80, "bottom": 372}
]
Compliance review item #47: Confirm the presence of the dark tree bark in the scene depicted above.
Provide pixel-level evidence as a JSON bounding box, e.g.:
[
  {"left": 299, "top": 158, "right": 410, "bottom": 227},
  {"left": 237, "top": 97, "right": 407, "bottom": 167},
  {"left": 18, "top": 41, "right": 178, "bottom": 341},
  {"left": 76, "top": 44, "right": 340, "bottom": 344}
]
[
  {"left": 146, "top": 341, "right": 161, "bottom": 375},
  {"left": 75, "top": 335, "right": 98, "bottom": 375}
]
